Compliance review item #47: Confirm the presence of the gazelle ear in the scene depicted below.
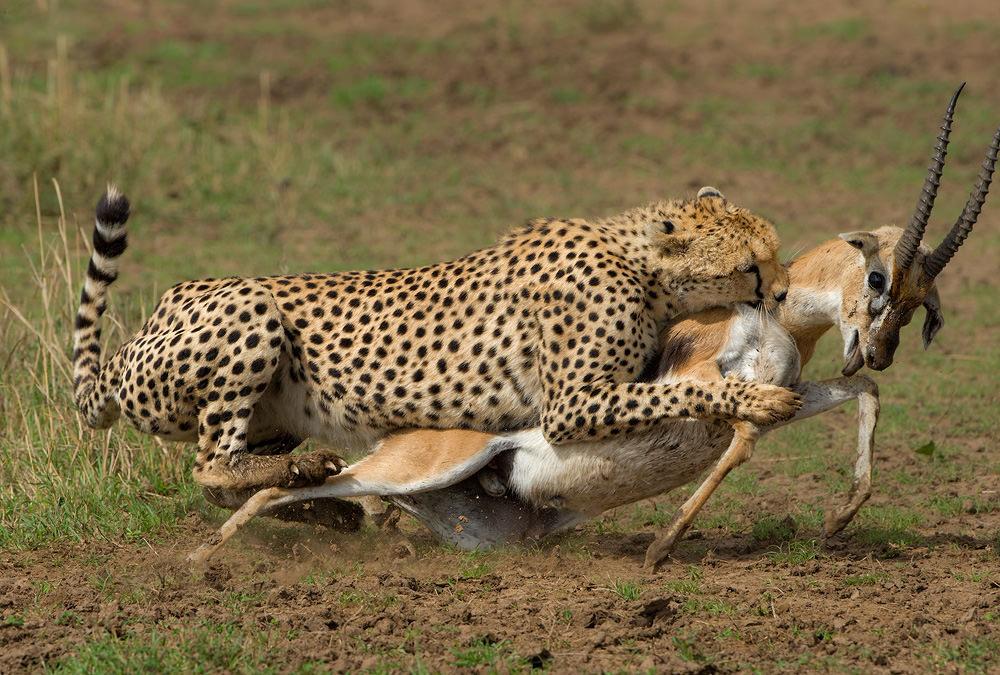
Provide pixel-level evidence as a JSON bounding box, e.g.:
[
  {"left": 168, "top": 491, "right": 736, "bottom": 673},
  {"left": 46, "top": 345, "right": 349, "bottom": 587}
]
[
  {"left": 921, "top": 285, "right": 944, "bottom": 349},
  {"left": 838, "top": 231, "right": 880, "bottom": 258}
]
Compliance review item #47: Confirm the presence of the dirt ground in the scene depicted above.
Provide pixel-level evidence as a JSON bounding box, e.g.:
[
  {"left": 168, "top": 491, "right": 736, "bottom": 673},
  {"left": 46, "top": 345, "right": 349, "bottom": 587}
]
[
  {"left": 2, "top": 0, "right": 999, "bottom": 672},
  {"left": 2, "top": 440, "right": 997, "bottom": 673}
]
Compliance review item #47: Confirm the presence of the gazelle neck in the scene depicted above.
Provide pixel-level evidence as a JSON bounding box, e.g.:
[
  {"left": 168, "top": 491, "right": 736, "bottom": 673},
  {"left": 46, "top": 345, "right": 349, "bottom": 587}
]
[{"left": 778, "top": 239, "right": 858, "bottom": 367}]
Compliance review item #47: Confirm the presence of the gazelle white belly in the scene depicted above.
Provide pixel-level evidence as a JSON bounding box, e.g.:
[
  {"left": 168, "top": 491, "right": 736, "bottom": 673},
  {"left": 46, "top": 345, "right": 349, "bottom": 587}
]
[{"left": 504, "top": 421, "right": 735, "bottom": 515}]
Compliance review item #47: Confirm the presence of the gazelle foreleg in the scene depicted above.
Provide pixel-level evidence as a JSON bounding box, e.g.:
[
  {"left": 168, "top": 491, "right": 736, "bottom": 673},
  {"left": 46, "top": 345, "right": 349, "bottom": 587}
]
[
  {"left": 644, "top": 375, "right": 879, "bottom": 569},
  {"left": 769, "top": 376, "right": 879, "bottom": 537}
]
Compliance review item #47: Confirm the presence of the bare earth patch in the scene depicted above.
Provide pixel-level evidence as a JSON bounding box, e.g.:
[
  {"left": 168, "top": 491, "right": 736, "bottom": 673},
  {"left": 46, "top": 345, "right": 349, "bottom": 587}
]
[{"left": 3, "top": 446, "right": 997, "bottom": 673}]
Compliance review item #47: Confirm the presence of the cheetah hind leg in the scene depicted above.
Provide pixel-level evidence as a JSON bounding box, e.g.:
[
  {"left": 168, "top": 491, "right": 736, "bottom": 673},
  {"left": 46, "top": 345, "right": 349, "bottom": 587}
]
[{"left": 193, "top": 401, "right": 347, "bottom": 493}]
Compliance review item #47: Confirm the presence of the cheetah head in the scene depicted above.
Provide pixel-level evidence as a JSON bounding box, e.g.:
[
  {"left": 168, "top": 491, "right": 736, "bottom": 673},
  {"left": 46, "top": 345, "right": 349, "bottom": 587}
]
[{"left": 648, "top": 187, "right": 788, "bottom": 314}]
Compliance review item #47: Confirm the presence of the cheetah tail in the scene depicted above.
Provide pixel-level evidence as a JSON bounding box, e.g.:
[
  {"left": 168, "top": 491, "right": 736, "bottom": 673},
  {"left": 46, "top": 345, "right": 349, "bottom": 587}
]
[{"left": 72, "top": 186, "right": 130, "bottom": 426}]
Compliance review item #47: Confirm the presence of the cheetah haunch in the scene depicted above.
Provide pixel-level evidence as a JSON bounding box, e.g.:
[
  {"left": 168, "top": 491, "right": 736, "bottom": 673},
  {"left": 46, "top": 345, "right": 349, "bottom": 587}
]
[{"left": 72, "top": 186, "right": 799, "bottom": 524}]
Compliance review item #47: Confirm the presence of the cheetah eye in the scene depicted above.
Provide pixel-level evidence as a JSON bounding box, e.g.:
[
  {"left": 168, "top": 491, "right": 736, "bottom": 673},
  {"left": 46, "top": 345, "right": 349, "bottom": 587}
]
[
  {"left": 661, "top": 220, "right": 675, "bottom": 234},
  {"left": 740, "top": 264, "right": 759, "bottom": 275}
]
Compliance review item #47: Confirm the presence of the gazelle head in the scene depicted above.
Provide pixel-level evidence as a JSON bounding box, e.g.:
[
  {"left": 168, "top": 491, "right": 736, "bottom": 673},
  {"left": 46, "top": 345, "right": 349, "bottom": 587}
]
[{"left": 836, "top": 83, "right": 998, "bottom": 376}]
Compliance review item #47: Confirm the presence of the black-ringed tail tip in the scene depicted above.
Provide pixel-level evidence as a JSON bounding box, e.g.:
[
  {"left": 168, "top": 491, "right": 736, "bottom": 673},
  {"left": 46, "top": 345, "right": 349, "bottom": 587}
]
[
  {"left": 89, "top": 185, "right": 131, "bottom": 282},
  {"left": 72, "top": 184, "right": 132, "bottom": 428},
  {"left": 96, "top": 185, "right": 131, "bottom": 227}
]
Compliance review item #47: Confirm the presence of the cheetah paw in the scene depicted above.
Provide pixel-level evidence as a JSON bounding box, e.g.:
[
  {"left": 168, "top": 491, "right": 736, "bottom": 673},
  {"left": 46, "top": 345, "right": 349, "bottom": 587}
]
[
  {"left": 734, "top": 383, "right": 802, "bottom": 426},
  {"left": 285, "top": 451, "right": 347, "bottom": 487}
]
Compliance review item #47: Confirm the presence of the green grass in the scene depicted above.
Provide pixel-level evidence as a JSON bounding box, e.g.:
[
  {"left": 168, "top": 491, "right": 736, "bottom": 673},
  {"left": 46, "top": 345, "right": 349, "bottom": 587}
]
[
  {"left": 450, "top": 637, "right": 531, "bottom": 672},
  {"left": 933, "top": 637, "right": 999, "bottom": 674},
  {"left": 795, "top": 18, "right": 871, "bottom": 43},
  {"left": 681, "top": 597, "right": 735, "bottom": 616},
  {"left": 751, "top": 515, "right": 797, "bottom": 544},
  {"left": 611, "top": 579, "right": 642, "bottom": 601},
  {"left": 460, "top": 561, "right": 493, "bottom": 581},
  {"left": 3, "top": 614, "right": 25, "bottom": 628},
  {"left": 664, "top": 578, "right": 700, "bottom": 595},
  {"left": 672, "top": 633, "right": 712, "bottom": 665},
  {"left": 849, "top": 505, "right": 924, "bottom": 553},
  {"left": 46, "top": 622, "right": 318, "bottom": 674},
  {"left": 767, "top": 539, "right": 821, "bottom": 565},
  {"left": 843, "top": 572, "right": 889, "bottom": 587}
]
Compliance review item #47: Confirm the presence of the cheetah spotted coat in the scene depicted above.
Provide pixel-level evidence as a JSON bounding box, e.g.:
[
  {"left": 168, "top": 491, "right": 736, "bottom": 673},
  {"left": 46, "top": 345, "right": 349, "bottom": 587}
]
[{"left": 73, "top": 187, "right": 795, "bottom": 491}]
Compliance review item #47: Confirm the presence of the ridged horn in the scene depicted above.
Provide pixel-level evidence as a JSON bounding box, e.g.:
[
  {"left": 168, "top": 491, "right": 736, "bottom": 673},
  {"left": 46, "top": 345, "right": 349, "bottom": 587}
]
[
  {"left": 894, "top": 83, "right": 965, "bottom": 273},
  {"left": 922, "top": 125, "right": 1000, "bottom": 279}
]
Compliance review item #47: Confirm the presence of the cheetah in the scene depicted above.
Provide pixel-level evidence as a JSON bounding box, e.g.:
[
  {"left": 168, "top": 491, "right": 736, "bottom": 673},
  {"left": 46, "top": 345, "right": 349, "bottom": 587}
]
[{"left": 72, "top": 186, "right": 800, "bottom": 502}]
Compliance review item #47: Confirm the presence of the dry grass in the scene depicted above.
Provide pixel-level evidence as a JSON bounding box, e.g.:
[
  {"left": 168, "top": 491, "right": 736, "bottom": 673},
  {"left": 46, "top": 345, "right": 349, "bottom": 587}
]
[{"left": 0, "top": 176, "right": 198, "bottom": 549}]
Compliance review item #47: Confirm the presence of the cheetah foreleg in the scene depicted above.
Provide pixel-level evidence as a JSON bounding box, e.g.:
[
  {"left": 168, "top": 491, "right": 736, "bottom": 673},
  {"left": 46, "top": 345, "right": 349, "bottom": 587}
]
[{"left": 534, "top": 295, "right": 801, "bottom": 446}]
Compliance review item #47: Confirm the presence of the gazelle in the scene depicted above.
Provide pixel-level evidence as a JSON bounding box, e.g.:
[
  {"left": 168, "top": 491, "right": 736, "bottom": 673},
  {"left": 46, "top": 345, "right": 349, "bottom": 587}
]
[{"left": 189, "top": 86, "right": 997, "bottom": 567}]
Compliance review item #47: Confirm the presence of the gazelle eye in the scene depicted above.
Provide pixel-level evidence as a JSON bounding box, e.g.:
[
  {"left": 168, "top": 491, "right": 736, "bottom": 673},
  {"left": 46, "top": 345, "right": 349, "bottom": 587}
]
[{"left": 867, "top": 271, "right": 886, "bottom": 293}]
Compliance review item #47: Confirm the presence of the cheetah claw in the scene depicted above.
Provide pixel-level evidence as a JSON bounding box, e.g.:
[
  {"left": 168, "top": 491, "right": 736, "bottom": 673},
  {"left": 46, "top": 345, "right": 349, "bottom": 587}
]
[
  {"left": 736, "top": 383, "right": 802, "bottom": 426},
  {"left": 285, "top": 451, "right": 347, "bottom": 487}
]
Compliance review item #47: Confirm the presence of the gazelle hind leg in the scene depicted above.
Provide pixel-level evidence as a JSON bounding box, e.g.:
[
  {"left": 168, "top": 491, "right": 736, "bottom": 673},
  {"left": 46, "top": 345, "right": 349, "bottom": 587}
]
[
  {"left": 188, "top": 429, "right": 506, "bottom": 562},
  {"left": 202, "top": 486, "right": 365, "bottom": 532},
  {"left": 644, "top": 421, "right": 761, "bottom": 570}
]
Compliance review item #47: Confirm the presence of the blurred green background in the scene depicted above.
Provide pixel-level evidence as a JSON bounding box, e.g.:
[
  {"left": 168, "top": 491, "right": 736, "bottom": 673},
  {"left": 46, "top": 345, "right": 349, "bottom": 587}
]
[{"left": 0, "top": 1, "right": 997, "bottom": 670}]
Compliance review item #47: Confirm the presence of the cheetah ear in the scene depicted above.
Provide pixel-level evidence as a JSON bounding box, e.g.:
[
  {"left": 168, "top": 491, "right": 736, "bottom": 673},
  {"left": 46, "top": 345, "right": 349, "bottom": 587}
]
[
  {"left": 696, "top": 186, "right": 725, "bottom": 200},
  {"left": 657, "top": 231, "right": 696, "bottom": 256}
]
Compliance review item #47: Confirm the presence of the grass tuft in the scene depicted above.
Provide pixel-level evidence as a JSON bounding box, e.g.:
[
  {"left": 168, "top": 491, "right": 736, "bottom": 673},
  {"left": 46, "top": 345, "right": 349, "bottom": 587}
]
[
  {"left": 611, "top": 579, "right": 642, "bottom": 601},
  {"left": 47, "top": 622, "right": 311, "bottom": 673},
  {"left": 767, "top": 539, "right": 821, "bottom": 565},
  {"left": 450, "top": 637, "right": 529, "bottom": 671},
  {"left": 751, "top": 515, "right": 797, "bottom": 544}
]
